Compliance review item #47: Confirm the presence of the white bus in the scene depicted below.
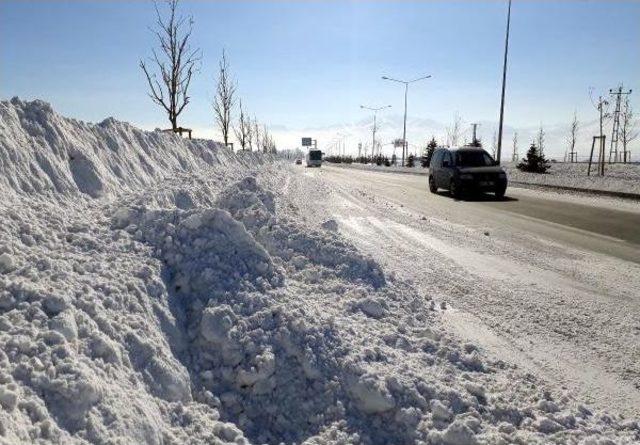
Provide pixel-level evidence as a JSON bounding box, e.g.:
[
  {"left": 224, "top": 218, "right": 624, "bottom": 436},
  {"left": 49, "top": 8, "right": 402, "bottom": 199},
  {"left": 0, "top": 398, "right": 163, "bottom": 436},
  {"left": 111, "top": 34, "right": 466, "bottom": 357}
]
[{"left": 306, "top": 149, "right": 322, "bottom": 167}]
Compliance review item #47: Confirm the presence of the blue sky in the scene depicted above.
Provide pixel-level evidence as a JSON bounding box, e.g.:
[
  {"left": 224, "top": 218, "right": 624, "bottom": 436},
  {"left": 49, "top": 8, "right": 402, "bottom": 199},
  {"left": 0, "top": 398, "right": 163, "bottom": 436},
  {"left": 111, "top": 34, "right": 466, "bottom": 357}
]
[{"left": 1, "top": 1, "right": 639, "bottom": 145}]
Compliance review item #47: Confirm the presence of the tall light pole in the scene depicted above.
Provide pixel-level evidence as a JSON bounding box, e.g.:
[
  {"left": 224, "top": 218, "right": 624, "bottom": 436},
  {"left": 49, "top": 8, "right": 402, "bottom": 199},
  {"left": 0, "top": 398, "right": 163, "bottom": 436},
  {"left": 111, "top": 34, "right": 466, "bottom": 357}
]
[
  {"left": 496, "top": 0, "right": 512, "bottom": 165},
  {"left": 361, "top": 105, "right": 391, "bottom": 160},
  {"left": 382, "top": 74, "right": 431, "bottom": 166}
]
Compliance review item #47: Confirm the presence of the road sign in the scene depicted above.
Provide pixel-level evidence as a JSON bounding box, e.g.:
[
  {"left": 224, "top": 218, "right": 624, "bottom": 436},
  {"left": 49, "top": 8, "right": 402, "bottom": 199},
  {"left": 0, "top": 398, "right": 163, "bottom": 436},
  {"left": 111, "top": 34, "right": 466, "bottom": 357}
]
[
  {"left": 302, "top": 137, "right": 312, "bottom": 147},
  {"left": 393, "top": 138, "right": 405, "bottom": 148}
]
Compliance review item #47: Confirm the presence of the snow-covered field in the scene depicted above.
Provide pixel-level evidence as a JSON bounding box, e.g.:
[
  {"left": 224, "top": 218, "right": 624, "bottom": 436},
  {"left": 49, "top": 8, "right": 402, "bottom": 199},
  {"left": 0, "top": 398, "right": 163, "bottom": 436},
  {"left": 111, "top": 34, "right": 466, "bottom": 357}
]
[
  {"left": 0, "top": 99, "right": 638, "bottom": 444},
  {"left": 503, "top": 162, "right": 640, "bottom": 195},
  {"left": 325, "top": 161, "right": 640, "bottom": 195}
]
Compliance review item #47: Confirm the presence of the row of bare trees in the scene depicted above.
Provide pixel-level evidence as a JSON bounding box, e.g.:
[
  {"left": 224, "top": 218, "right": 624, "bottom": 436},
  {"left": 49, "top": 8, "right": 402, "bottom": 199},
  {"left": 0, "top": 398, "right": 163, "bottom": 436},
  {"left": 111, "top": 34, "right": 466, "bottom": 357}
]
[
  {"left": 139, "top": 0, "right": 276, "bottom": 153},
  {"left": 442, "top": 100, "right": 636, "bottom": 164},
  {"left": 212, "top": 51, "right": 277, "bottom": 152},
  {"left": 229, "top": 99, "right": 276, "bottom": 152}
]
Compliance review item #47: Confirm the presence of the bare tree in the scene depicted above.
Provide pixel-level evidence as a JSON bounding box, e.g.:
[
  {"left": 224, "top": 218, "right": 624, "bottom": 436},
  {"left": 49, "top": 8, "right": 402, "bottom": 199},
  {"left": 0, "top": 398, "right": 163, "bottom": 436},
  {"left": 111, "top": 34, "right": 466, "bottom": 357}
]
[
  {"left": 261, "top": 124, "right": 270, "bottom": 153},
  {"left": 566, "top": 111, "right": 579, "bottom": 162},
  {"left": 258, "top": 125, "right": 277, "bottom": 154},
  {"left": 511, "top": 131, "right": 518, "bottom": 162},
  {"left": 491, "top": 130, "right": 497, "bottom": 158},
  {"left": 140, "top": 0, "right": 200, "bottom": 131},
  {"left": 252, "top": 116, "right": 262, "bottom": 151},
  {"left": 212, "top": 49, "right": 236, "bottom": 146},
  {"left": 233, "top": 99, "right": 252, "bottom": 151},
  {"left": 537, "top": 124, "right": 546, "bottom": 156},
  {"left": 621, "top": 96, "right": 638, "bottom": 162},
  {"left": 445, "top": 113, "right": 462, "bottom": 147},
  {"left": 589, "top": 88, "right": 610, "bottom": 139}
]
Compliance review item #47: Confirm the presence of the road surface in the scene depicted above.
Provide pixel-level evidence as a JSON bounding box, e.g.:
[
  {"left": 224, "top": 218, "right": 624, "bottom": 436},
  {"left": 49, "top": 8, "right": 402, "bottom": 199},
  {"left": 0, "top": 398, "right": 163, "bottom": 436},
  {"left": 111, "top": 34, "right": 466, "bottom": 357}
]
[
  {"left": 321, "top": 165, "right": 640, "bottom": 263},
  {"left": 304, "top": 164, "right": 640, "bottom": 418}
]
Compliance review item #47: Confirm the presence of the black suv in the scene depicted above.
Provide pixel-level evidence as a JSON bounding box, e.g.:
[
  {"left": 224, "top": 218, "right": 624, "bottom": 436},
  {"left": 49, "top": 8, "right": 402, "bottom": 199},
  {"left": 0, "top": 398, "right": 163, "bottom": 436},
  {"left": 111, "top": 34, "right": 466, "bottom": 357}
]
[{"left": 429, "top": 147, "right": 507, "bottom": 198}]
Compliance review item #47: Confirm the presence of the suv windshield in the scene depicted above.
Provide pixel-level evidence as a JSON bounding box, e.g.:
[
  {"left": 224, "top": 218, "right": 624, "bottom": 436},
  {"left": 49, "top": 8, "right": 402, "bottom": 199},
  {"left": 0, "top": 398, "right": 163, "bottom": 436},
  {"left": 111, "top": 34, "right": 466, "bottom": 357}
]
[{"left": 455, "top": 151, "right": 494, "bottom": 167}]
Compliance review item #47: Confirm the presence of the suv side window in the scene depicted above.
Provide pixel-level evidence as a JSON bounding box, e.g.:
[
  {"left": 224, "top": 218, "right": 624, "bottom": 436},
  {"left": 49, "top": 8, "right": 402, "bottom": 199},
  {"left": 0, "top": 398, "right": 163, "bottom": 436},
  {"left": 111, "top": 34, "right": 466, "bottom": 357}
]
[
  {"left": 431, "top": 150, "right": 442, "bottom": 168},
  {"left": 442, "top": 151, "right": 452, "bottom": 166}
]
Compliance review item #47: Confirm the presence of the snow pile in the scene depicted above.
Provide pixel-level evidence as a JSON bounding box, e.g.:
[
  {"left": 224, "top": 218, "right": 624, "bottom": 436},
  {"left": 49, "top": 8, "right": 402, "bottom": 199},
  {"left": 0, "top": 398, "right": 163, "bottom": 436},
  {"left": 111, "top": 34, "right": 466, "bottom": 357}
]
[
  {"left": 0, "top": 97, "right": 265, "bottom": 198},
  {"left": 0, "top": 101, "right": 638, "bottom": 444}
]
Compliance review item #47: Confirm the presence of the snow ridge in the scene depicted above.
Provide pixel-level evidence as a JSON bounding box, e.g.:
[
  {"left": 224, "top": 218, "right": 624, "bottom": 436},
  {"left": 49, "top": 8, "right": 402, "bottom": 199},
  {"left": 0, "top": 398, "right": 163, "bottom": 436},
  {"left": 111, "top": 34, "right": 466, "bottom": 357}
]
[{"left": 0, "top": 97, "right": 263, "bottom": 198}]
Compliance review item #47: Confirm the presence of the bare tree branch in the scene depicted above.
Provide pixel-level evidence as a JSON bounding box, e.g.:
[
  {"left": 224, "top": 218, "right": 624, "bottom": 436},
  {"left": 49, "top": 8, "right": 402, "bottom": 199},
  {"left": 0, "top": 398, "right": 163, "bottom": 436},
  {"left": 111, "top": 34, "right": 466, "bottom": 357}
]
[{"left": 445, "top": 113, "right": 462, "bottom": 147}]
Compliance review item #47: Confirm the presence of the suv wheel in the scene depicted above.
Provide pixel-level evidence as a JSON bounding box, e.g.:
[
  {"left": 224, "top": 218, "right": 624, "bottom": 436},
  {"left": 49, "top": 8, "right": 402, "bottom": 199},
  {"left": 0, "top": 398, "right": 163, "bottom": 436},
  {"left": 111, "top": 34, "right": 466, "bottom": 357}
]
[
  {"left": 450, "top": 180, "right": 462, "bottom": 199},
  {"left": 495, "top": 187, "right": 506, "bottom": 199},
  {"left": 428, "top": 176, "right": 437, "bottom": 193}
]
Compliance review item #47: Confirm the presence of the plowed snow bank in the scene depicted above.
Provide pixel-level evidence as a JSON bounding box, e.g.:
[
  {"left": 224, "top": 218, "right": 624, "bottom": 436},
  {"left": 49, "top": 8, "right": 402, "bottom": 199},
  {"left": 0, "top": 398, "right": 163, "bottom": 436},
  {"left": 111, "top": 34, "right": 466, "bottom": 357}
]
[{"left": 0, "top": 97, "right": 264, "bottom": 198}]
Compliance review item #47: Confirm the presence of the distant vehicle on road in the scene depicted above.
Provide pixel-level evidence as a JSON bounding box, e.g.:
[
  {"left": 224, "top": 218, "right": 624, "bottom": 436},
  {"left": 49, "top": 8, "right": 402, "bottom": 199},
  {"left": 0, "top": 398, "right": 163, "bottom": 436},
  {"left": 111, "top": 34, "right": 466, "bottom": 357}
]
[
  {"left": 429, "top": 147, "right": 507, "bottom": 199},
  {"left": 295, "top": 158, "right": 302, "bottom": 165},
  {"left": 306, "top": 149, "right": 322, "bottom": 167}
]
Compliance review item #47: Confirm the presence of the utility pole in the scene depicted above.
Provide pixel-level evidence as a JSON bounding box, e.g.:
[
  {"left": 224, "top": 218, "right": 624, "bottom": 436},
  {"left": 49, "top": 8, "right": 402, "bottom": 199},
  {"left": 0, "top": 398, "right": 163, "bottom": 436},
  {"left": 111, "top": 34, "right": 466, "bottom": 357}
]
[
  {"left": 361, "top": 105, "right": 391, "bottom": 162},
  {"left": 470, "top": 123, "right": 480, "bottom": 145},
  {"left": 608, "top": 84, "right": 632, "bottom": 163},
  {"left": 595, "top": 95, "right": 608, "bottom": 141},
  {"left": 382, "top": 73, "right": 431, "bottom": 166},
  {"left": 496, "top": 0, "right": 512, "bottom": 165}
]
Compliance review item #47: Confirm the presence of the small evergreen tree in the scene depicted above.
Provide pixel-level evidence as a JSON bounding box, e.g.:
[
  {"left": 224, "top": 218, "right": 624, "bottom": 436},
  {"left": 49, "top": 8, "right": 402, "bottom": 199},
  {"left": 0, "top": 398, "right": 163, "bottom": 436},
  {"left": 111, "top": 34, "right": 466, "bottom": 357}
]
[
  {"left": 407, "top": 154, "right": 415, "bottom": 167},
  {"left": 517, "top": 142, "right": 550, "bottom": 173},
  {"left": 422, "top": 137, "right": 437, "bottom": 167}
]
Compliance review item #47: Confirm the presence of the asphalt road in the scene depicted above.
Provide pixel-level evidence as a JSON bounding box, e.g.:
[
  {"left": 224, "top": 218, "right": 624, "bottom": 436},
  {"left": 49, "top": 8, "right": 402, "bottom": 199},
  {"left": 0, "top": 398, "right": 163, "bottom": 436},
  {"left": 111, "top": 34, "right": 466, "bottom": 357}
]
[{"left": 320, "top": 165, "right": 640, "bottom": 264}]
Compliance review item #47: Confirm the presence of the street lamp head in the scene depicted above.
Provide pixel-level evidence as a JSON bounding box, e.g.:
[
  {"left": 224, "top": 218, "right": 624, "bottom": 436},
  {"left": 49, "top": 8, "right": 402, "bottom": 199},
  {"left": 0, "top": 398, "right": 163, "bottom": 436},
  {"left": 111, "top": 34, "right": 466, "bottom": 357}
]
[
  {"left": 381, "top": 76, "right": 389, "bottom": 80},
  {"left": 410, "top": 74, "right": 432, "bottom": 83}
]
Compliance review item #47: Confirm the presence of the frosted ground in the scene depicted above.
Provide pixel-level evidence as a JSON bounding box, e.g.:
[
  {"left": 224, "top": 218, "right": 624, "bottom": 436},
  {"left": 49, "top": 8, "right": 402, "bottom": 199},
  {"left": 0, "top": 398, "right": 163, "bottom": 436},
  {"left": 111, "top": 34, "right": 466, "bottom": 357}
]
[
  {"left": 0, "top": 98, "right": 638, "bottom": 444},
  {"left": 503, "top": 162, "right": 640, "bottom": 195}
]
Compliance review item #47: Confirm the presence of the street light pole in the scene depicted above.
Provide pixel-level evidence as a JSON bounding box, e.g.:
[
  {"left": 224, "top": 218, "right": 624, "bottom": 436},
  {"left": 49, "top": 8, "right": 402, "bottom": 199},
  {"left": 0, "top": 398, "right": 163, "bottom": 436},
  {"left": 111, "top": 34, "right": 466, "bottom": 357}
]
[
  {"left": 361, "top": 105, "right": 391, "bottom": 161},
  {"left": 382, "top": 74, "right": 431, "bottom": 166},
  {"left": 373, "top": 113, "right": 377, "bottom": 157},
  {"left": 496, "top": 0, "right": 512, "bottom": 165},
  {"left": 402, "top": 83, "right": 408, "bottom": 165}
]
